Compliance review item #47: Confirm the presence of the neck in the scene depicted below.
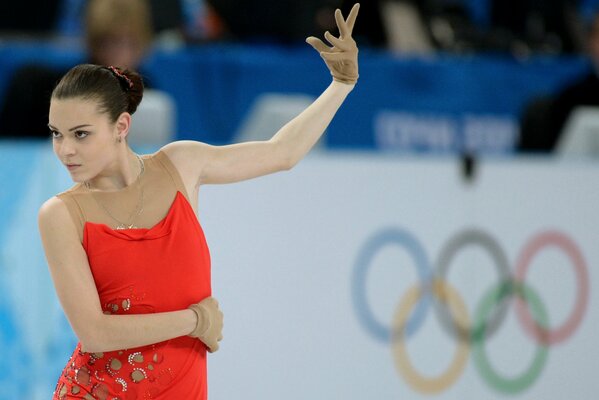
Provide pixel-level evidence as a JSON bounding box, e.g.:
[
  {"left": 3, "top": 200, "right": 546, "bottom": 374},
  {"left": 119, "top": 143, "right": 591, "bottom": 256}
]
[{"left": 85, "top": 149, "right": 142, "bottom": 192}]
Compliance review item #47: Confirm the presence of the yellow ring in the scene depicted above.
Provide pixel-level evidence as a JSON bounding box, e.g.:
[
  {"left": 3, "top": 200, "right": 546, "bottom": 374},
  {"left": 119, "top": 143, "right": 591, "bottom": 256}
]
[{"left": 391, "top": 281, "right": 470, "bottom": 394}]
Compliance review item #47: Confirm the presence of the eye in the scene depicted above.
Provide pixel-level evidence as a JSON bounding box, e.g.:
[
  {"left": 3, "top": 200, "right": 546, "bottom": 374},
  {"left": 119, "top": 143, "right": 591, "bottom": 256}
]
[
  {"left": 75, "top": 130, "right": 89, "bottom": 139},
  {"left": 49, "top": 130, "right": 61, "bottom": 139}
]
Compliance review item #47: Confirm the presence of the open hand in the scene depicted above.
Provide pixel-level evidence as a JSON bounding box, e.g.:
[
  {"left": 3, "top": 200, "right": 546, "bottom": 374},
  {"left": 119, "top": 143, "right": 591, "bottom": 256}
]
[{"left": 306, "top": 3, "right": 360, "bottom": 85}]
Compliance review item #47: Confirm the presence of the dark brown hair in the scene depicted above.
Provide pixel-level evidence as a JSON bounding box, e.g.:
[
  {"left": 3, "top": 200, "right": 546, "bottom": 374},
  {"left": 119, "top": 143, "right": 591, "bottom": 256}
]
[{"left": 51, "top": 64, "right": 144, "bottom": 122}]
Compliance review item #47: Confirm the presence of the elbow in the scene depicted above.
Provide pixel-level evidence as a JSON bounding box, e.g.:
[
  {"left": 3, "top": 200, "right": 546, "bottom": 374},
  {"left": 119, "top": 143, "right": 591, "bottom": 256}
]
[
  {"left": 282, "top": 157, "right": 297, "bottom": 171},
  {"left": 270, "top": 138, "right": 297, "bottom": 171},
  {"left": 80, "top": 335, "right": 103, "bottom": 353},
  {"left": 281, "top": 149, "right": 299, "bottom": 171},
  {"left": 78, "top": 314, "right": 106, "bottom": 353}
]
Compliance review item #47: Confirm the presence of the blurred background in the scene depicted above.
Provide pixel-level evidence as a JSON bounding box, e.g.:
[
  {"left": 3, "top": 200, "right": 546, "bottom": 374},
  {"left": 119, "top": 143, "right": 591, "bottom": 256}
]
[{"left": 1, "top": 0, "right": 599, "bottom": 399}]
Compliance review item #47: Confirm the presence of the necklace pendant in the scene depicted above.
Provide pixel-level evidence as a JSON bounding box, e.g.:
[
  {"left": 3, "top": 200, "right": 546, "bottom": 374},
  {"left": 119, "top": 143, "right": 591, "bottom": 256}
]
[{"left": 115, "top": 223, "right": 137, "bottom": 230}]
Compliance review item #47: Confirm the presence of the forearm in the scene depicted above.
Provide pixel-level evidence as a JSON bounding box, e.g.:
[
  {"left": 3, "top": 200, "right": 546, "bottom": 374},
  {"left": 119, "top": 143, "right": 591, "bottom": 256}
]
[
  {"left": 271, "top": 80, "right": 354, "bottom": 167},
  {"left": 82, "top": 309, "right": 197, "bottom": 353}
]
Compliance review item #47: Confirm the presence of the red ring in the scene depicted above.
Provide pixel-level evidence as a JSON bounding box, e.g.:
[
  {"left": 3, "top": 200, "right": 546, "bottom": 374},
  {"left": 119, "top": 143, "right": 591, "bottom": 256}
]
[{"left": 514, "top": 231, "right": 589, "bottom": 345}]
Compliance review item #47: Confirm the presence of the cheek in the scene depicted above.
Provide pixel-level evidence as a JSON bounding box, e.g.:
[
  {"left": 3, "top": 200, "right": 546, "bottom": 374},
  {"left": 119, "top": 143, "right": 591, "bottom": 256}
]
[{"left": 52, "top": 140, "right": 65, "bottom": 156}]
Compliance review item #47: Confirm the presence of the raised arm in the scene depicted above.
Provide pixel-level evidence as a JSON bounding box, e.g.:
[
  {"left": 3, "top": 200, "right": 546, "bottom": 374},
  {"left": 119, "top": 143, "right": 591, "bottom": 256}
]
[
  {"left": 38, "top": 197, "right": 222, "bottom": 353},
  {"left": 160, "top": 4, "right": 360, "bottom": 186}
]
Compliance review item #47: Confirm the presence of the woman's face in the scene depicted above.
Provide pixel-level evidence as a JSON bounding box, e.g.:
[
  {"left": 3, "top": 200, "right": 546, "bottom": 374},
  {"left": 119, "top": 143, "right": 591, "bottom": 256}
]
[
  {"left": 92, "top": 32, "right": 145, "bottom": 70},
  {"left": 48, "top": 98, "right": 118, "bottom": 182}
]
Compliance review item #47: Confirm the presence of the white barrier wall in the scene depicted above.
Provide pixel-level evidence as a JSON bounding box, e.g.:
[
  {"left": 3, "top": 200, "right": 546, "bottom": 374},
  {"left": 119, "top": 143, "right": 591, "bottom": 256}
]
[{"left": 0, "top": 144, "right": 597, "bottom": 399}]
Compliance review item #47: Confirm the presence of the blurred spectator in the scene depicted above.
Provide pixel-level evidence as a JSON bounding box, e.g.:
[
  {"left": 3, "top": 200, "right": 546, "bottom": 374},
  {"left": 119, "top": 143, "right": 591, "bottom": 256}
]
[
  {"left": 517, "top": 9, "right": 599, "bottom": 152},
  {"left": 415, "top": 0, "right": 486, "bottom": 53},
  {"left": 56, "top": 0, "right": 185, "bottom": 40},
  {"left": 385, "top": 0, "right": 586, "bottom": 55},
  {"left": 488, "top": 0, "right": 585, "bottom": 55},
  {"left": 85, "top": 0, "right": 153, "bottom": 69},
  {"left": 0, "top": 0, "right": 155, "bottom": 139}
]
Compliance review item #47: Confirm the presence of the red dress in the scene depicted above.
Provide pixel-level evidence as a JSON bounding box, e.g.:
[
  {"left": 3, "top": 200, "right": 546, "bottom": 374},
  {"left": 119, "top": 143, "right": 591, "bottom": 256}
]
[{"left": 52, "top": 162, "right": 212, "bottom": 399}]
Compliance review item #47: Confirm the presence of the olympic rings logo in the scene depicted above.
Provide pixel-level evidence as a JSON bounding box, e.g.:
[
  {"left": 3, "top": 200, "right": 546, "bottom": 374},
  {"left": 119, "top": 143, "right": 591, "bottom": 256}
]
[{"left": 351, "top": 227, "right": 589, "bottom": 394}]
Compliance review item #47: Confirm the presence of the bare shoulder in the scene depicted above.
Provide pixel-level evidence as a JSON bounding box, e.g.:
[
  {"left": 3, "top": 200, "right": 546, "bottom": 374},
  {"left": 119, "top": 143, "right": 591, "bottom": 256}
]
[
  {"left": 38, "top": 196, "right": 77, "bottom": 240},
  {"left": 159, "top": 140, "right": 212, "bottom": 187},
  {"left": 38, "top": 195, "right": 69, "bottom": 228},
  {"left": 159, "top": 140, "right": 211, "bottom": 163}
]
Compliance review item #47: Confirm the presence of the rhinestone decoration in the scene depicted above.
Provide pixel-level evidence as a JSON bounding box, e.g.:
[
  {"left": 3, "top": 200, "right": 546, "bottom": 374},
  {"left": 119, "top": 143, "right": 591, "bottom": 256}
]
[
  {"left": 58, "top": 383, "right": 68, "bottom": 399},
  {"left": 106, "top": 358, "right": 122, "bottom": 377},
  {"left": 151, "top": 352, "right": 163, "bottom": 364},
  {"left": 92, "top": 382, "right": 110, "bottom": 399},
  {"left": 88, "top": 351, "right": 104, "bottom": 366},
  {"left": 122, "top": 299, "right": 131, "bottom": 311},
  {"left": 95, "top": 370, "right": 106, "bottom": 382},
  {"left": 128, "top": 351, "right": 144, "bottom": 365},
  {"left": 128, "top": 285, "right": 146, "bottom": 301},
  {"left": 115, "top": 377, "right": 128, "bottom": 392},
  {"left": 75, "top": 366, "right": 91, "bottom": 386},
  {"left": 131, "top": 368, "right": 148, "bottom": 383},
  {"left": 156, "top": 367, "right": 175, "bottom": 386}
]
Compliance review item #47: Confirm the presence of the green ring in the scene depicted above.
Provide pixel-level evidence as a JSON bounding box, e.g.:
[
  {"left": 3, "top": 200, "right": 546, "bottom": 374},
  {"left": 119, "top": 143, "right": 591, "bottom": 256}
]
[{"left": 472, "top": 282, "right": 549, "bottom": 394}]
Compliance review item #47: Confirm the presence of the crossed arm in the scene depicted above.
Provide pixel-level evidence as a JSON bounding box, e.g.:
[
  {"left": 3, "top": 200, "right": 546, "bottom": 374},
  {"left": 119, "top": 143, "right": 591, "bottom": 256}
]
[{"left": 38, "top": 196, "right": 198, "bottom": 353}]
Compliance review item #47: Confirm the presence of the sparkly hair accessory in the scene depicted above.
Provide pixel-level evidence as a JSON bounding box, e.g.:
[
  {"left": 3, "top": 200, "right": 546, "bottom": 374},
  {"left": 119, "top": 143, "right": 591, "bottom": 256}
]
[{"left": 105, "top": 65, "right": 134, "bottom": 91}]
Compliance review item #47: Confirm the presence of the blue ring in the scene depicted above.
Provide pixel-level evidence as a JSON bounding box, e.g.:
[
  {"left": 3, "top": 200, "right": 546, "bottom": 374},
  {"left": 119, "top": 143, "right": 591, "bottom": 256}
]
[{"left": 352, "top": 227, "right": 432, "bottom": 342}]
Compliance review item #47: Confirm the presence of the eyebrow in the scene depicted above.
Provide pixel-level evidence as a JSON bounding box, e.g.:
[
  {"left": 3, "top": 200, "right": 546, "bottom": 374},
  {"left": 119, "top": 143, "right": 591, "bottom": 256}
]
[{"left": 48, "top": 124, "right": 93, "bottom": 132}]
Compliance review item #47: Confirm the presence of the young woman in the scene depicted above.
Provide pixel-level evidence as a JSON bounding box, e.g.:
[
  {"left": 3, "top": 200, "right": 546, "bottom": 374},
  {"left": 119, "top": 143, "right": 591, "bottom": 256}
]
[{"left": 38, "top": 4, "right": 360, "bottom": 399}]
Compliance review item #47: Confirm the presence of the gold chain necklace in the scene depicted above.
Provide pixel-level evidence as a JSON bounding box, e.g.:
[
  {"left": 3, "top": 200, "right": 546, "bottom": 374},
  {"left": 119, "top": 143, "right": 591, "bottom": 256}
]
[{"left": 84, "top": 153, "right": 145, "bottom": 229}]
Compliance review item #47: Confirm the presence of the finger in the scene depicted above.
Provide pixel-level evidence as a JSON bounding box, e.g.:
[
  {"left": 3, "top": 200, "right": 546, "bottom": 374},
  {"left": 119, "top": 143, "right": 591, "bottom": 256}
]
[
  {"left": 218, "top": 334, "right": 223, "bottom": 341},
  {"left": 306, "top": 36, "right": 331, "bottom": 53},
  {"left": 324, "top": 31, "right": 351, "bottom": 50},
  {"left": 211, "top": 342, "right": 219, "bottom": 352},
  {"left": 346, "top": 3, "right": 360, "bottom": 34},
  {"left": 335, "top": 9, "right": 349, "bottom": 38}
]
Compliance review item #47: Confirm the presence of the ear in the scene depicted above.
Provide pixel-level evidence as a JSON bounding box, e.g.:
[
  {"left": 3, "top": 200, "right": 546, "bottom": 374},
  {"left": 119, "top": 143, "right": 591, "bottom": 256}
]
[{"left": 115, "top": 112, "right": 132, "bottom": 139}]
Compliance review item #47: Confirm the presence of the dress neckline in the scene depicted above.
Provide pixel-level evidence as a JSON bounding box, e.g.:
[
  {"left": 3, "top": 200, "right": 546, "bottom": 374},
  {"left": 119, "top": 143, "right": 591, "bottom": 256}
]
[{"left": 83, "top": 190, "right": 185, "bottom": 242}]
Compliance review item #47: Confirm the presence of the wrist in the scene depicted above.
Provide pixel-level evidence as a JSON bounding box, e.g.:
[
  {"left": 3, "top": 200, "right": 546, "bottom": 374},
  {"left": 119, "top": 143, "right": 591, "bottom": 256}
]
[
  {"left": 185, "top": 309, "right": 198, "bottom": 336},
  {"left": 331, "top": 78, "right": 356, "bottom": 91},
  {"left": 188, "top": 304, "right": 210, "bottom": 337}
]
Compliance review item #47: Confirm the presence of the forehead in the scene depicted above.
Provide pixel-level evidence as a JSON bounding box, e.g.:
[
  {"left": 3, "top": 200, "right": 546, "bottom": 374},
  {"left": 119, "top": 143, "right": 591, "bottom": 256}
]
[{"left": 49, "top": 98, "right": 106, "bottom": 128}]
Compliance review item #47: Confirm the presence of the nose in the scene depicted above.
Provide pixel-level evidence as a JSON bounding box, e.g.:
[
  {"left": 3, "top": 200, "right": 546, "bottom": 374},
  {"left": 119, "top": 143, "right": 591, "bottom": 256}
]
[{"left": 56, "top": 139, "right": 77, "bottom": 160}]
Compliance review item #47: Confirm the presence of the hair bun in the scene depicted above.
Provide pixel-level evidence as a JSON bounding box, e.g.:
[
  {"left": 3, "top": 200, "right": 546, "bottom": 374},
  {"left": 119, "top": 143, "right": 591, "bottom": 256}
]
[{"left": 121, "top": 69, "right": 144, "bottom": 114}]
